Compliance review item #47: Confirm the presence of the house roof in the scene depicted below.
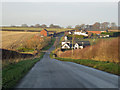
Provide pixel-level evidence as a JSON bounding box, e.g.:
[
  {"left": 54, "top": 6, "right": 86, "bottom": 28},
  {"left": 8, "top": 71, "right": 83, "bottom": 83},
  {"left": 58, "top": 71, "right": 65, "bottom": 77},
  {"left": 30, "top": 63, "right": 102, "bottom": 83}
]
[
  {"left": 42, "top": 29, "right": 48, "bottom": 32},
  {"left": 87, "top": 31, "right": 101, "bottom": 34}
]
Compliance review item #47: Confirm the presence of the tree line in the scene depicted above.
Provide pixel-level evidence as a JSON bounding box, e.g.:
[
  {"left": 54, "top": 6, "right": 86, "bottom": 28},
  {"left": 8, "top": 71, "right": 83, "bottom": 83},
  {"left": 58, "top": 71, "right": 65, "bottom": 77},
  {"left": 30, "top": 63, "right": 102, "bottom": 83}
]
[
  {"left": 10, "top": 22, "right": 118, "bottom": 30},
  {"left": 74, "top": 22, "right": 118, "bottom": 31}
]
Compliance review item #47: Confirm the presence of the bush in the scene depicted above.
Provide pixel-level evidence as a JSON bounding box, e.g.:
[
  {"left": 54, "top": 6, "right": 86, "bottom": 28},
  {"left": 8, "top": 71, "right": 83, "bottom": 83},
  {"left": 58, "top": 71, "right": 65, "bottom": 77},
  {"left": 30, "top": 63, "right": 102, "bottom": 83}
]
[
  {"left": 58, "top": 38, "right": 119, "bottom": 63},
  {"left": 23, "top": 35, "right": 51, "bottom": 51},
  {"left": 101, "top": 32, "right": 120, "bottom": 37},
  {"left": 67, "top": 35, "right": 84, "bottom": 39},
  {"left": 17, "top": 47, "right": 34, "bottom": 52}
]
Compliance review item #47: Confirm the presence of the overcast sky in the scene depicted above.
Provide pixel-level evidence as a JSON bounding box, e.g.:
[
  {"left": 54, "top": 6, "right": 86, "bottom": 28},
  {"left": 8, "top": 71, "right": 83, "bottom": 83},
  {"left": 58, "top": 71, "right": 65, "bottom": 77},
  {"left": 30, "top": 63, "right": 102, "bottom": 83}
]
[{"left": 1, "top": 2, "right": 118, "bottom": 27}]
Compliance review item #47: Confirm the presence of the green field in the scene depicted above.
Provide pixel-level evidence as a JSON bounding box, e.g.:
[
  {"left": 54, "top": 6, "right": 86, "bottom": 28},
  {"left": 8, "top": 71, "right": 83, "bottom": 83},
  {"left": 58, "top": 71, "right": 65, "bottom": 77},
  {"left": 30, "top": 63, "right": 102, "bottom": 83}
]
[{"left": 1, "top": 27, "right": 73, "bottom": 32}]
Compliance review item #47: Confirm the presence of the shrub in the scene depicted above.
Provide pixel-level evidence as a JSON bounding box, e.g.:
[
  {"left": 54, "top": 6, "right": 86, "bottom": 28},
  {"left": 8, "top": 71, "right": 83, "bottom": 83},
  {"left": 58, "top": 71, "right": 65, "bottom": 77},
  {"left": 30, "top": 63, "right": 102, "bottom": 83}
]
[
  {"left": 57, "top": 37, "right": 119, "bottom": 63},
  {"left": 23, "top": 35, "right": 51, "bottom": 51}
]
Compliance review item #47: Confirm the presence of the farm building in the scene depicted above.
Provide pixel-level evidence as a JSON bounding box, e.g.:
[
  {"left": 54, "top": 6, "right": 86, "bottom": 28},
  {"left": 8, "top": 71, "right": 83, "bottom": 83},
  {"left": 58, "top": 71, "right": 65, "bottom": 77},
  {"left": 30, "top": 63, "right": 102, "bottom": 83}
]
[
  {"left": 87, "top": 31, "right": 102, "bottom": 34},
  {"left": 61, "top": 43, "right": 71, "bottom": 49},
  {"left": 40, "top": 29, "right": 49, "bottom": 37},
  {"left": 74, "top": 30, "right": 88, "bottom": 37},
  {"left": 61, "top": 42, "right": 84, "bottom": 50}
]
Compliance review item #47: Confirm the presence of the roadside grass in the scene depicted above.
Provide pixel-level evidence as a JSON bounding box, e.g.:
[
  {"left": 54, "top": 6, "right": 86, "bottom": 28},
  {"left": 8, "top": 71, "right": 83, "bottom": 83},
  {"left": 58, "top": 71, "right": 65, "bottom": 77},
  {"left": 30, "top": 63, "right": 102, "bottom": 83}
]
[
  {"left": 2, "top": 52, "right": 44, "bottom": 89},
  {"left": 2, "top": 37, "right": 56, "bottom": 89},
  {"left": 42, "top": 37, "right": 56, "bottom": 50},
  {"left": 53, "top": 57, "right": 120, "bottom": 75}
]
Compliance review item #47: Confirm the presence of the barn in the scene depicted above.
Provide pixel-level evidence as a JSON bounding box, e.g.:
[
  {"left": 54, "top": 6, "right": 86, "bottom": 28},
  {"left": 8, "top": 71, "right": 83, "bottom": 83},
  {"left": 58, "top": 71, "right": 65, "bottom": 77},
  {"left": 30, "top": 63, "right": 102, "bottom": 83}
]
[
  {"left": 87, "top": 31, "right": 102, "bottom": 34},
  {"left": 40, "top": 29, "right": 49, "bottom": 37}
]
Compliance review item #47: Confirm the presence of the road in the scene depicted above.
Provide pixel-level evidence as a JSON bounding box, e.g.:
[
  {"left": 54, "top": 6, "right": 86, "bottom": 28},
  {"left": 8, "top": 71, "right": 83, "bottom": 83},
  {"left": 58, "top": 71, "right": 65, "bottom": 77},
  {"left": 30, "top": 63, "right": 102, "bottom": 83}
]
[{"left": 15, "top": 36, "right": 119, "bottom": 88}]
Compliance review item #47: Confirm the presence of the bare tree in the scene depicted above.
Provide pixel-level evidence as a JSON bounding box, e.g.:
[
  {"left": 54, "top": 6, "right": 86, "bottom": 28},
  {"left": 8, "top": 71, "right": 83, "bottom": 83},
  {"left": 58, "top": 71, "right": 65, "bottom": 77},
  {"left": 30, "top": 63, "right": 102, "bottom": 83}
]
[
  {"left": 66, "top": 25, "right": 72, "bottom": 29},
  {"left": 93, "top": 22, "right": 101, "bottom": 30},
  {"left": 80, "top": 24, "right": 85, "bottom": 30},
  {"left": 101, "top": 22, "right": 109, "bottom": 30},
  {"left": 75, "top": 25, "right": 81, "bottom": 30},
  {"left": 41, "top": 24, "right": 47, "bottom": 28},
  {"left": 35, "top": 24, "right": 41, "bottom": 28},
  {"left": 49, "top": 24, "right": 54, "bottom": 28},
  {"left": 21, "top": 24, "right": 28, "bottom": 27},
  {"left": 111, "top": 22, "right": 117, "bottom": 30}
]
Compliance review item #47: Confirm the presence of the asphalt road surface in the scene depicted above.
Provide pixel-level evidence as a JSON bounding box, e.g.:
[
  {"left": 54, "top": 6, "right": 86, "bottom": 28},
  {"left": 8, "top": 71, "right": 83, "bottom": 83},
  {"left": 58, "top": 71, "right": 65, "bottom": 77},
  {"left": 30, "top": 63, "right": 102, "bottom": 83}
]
[{"left": 16, "top": 37, "right": 119, "bottom": 88}]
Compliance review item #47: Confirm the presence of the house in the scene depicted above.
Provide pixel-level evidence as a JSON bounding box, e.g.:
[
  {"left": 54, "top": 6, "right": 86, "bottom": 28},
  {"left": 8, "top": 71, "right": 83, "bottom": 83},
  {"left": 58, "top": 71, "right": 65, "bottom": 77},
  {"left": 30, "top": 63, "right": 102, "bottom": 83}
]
[
  {"left": 61, "top": 42, "right": 84, "bottom": 50},
  {"left": 40, "top": 29, "right": 49, "bottom": 37},
  {"left": 62, "top": 41, "right": 70, "bottom": 46},
  {"left": 61, "top": 41, "right": 84, "bottom": 50},
  {"left": 100, "top": 35, "right": 109, "bottom": 38},
  {"left": 74, "top": 43, "right": 84, "bottom": 49},
  {"left": 68, "top": 31, "right": 72, "bottom": 34},
  {"left": 61, "top": 43, "right": 70, "bottom": 49},
  {"left": 64, "top": 36, "right": 68, "bottom": 41},
  {"left": 74, "top": 30, "right": 88, "bottom": 37}
]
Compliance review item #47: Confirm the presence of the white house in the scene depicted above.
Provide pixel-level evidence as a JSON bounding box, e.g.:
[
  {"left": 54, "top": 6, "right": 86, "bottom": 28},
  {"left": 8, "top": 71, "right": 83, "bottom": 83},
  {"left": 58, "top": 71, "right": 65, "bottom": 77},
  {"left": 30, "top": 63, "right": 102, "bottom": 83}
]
[
  {"left": 64, "top": 36, "right": 68, "bottom": 41},
  {"left": 74, "top": 30, "right": 88, "bottom": 37},
  {"left": 74, "top": 43, "right": 79, "bottom": 49},
  {"left": 79, "top": 46, "right": 83, "bottom": 49},
  {"left": 61, "top": 43, "right": 70, "bottom": 49},
  {"left": 62, "top": 41, "right": 70, "bottom": 46},
  {"left": 74, "top": 43, "right": 83, "bottom": 49},
  {"left": 68, "top": 31, "right": 72, "bottom": 34},
  {"left": 100, "top": 35, "right": 110, "bottom": 38}
]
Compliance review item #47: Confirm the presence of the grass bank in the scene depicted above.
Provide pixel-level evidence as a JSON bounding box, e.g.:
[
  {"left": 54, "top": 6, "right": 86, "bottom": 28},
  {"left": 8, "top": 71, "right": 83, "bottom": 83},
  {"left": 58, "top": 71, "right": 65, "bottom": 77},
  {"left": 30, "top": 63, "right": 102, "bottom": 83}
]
[
  {"left": 2, "top": 53, "right": 44, "bottom": 89},
  {"left": 42, "top": 37, "right": 56, "bottom": 50},
  {"left": 53, "top": 57, "right": 120, "bottom": 75},
  {"left": 2, "top": 37, "right": 56, "bottom": 89}
]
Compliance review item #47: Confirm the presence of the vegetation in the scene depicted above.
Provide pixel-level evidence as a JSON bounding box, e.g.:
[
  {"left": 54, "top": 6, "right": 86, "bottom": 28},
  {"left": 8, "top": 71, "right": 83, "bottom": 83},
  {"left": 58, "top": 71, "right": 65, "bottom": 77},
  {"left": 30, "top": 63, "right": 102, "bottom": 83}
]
[
  {"left": 55, "top": 37, "right": 119, "bottom": 63},
  {"left": 42, "top": 37, "right": 56, "bottom": 50},
  {"left": 101, "top": 32, "right": 120, "bottom": 37},
  {"left": 80, "top": 37, "right": 117, "bottom": 45},
  {"left": 2, "top": 36, "right": 56, "bottom": 89},
  {"left": 2, "top": 53, "right": 44, "bottom": 89},
  {"left": 1, "top": 27, "right": 73, "bottom": 32},
  {"left": 22, "top": 35, "right": 51, "bottom": 51},
  {"left": 54, "top": 57, "right": 120, "bottom": 75},
  {"left": 1, "top": 31, "right": 39, "bottom": 50},
  {"left": 67, "top": 34, "right": 84, "bottom": 39},
  {"left": 75, "top": 22, "right": 117, "bottom": 31}
]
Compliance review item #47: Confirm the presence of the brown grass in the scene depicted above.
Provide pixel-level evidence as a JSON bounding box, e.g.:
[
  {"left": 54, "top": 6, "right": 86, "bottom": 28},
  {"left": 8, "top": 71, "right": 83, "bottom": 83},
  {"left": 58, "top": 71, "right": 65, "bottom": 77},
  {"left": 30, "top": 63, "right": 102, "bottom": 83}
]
[
  {"left": 1, "top": 31, "right": 51, "bottom": 67},
  {"left": 58, "top": 37, "right": 119, "bottom": 63},
  {"left": 1, "top": 31, "right": 40, "bottom": 50}
]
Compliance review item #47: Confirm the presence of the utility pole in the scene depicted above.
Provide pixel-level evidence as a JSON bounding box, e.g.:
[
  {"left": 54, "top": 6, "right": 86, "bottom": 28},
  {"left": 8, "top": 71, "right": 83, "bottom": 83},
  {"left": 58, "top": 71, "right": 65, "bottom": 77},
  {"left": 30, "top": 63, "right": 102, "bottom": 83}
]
[{"left": 72, "top": 35, "right": 74, "bottom": 57}]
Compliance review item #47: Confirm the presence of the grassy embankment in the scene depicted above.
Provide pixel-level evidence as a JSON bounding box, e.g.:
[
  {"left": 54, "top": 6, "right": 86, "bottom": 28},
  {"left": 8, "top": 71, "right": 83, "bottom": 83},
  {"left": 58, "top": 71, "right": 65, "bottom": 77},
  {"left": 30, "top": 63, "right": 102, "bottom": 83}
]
[
  {"left": 2, "top": 53, "right": 44, "bottom": 89},
  {"left": 2, "top": 36, "right": 56, "bottom": 89},
  {"left": 50, "top": 37, "right": 120, "bottom": 75},
  {"left": 54, "top": 57, "right": 120, "bottom": 75}
]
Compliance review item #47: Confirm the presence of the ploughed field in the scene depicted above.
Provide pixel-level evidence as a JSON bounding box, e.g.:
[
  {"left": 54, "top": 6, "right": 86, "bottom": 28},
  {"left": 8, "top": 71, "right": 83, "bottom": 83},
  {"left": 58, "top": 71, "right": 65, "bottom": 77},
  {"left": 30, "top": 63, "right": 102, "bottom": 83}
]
[{"left": 1, "top": 31, "right": 40, "bottom": 50}]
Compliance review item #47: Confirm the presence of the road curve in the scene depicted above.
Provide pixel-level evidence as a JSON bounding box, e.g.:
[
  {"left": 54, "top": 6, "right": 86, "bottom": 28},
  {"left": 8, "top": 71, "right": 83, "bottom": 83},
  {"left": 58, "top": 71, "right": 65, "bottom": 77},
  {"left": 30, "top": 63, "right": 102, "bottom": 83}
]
[{"left": 15, "top": 35, "right": 119, "bottom": 88}]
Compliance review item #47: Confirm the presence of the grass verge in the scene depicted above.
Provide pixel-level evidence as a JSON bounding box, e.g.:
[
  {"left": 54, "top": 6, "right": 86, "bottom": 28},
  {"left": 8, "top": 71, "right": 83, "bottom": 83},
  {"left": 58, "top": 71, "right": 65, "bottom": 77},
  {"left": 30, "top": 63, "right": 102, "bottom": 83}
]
[
  {"left": 2, "top": 37, "right": 56, "bottom": 89},
  {"left": 54, "top": 57, "right": 120, "bottom": 75},
  {"left": 2, "top": 52, "right": 44, "bottom": 89},
  {"left": 42, "top": 37, "right": 56, "bottom": 50}
]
